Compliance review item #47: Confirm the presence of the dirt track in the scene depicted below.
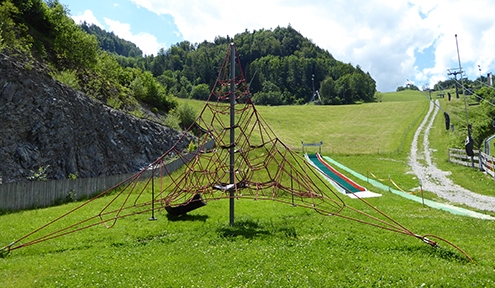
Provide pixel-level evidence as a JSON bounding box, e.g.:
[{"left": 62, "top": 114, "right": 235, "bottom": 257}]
[{"left": 408, "top": 100, "right": 495, "bottom": 212}]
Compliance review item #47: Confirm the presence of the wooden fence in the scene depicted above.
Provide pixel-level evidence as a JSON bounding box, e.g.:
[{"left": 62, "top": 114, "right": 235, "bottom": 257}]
[
  {"left": 448, "top": 148, "right": 495, "bottom": 179},
  {"left": 448, "top": 148, "right": 479, "bottom": 167},
  {"left": 0, "top": 140, "right": 214, "bottom": 212},
  {"left": 480, "top": 152, "right": 495, "bottom": 178},
  {"left": 0, "top": 174, "right": 132, "bottom": 211}
]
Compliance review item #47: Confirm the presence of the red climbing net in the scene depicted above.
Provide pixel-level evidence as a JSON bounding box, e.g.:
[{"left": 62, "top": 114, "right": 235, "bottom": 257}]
[{"left": 0, "top": 44, "right": 472, "bottom": 262}]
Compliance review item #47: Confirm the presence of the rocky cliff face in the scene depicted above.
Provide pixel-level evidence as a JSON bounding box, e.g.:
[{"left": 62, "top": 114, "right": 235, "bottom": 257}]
[{"left": 0, "top": 52, "right": 194, "bottom": 183}]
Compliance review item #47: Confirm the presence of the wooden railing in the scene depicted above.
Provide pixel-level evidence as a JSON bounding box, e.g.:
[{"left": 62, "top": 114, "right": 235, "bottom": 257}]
[
  {"left": 448, "top": 148, "right": 479, "bottom": 167},
  {"left": 480, "top": 152, "right": 495, "bottom": 178},
  {"left": 448, "top": 148, "right": 495, "bottom": 179}
]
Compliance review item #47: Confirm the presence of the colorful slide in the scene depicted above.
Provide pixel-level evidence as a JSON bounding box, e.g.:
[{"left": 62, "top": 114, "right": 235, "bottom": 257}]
[{"left": 306, "top": 153, "right": 381, "bottom": 198}]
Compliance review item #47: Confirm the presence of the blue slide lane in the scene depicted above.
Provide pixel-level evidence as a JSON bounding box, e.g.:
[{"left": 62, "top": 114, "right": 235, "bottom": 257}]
[
  {"left": 321, "top": 155, "right": 495, "bottom": 220},
  {"left": 307, "top": 154, "right": 364, "bottom": 193}
]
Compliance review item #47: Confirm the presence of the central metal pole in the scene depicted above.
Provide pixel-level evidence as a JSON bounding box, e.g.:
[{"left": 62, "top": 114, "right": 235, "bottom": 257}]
[
  {"left": 229, "top": 43, "right": 236, "bottom": 226},
  {"left": 149, "top": 167, "right": 157, "bottom": 221}
]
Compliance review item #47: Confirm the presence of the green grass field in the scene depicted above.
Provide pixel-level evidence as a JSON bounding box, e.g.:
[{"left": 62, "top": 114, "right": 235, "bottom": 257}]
[
  {"left": 180, "top": 90, "right": 428, "bottom": 155},
  {"left": 2, "top": 91, "right": 495, "bottom": 287}
]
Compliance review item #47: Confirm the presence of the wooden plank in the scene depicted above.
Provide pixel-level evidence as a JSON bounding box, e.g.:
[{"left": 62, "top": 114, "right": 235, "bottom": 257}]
[
  {"left": 449, "top": 158, "right": 472, "bottom": 167},
  {"left": 449, "top": 154, "right": 479, "bottom": 161},
  {"left": 448, "top": 148, "right": 479, "bottom": 154},
  {"left": 483, "top": 165, "right": 495, "bottom": 177}
]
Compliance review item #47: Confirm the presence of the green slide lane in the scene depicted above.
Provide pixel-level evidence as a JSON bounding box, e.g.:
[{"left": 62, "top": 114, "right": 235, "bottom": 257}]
[{"left": 322, "top": 155, "right": 495, "bottom": 220}]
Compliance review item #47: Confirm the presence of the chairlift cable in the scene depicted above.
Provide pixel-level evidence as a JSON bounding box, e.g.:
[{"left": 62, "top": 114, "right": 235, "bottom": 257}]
[
  {"left": 455, "top": 34, "right": 470, "bottom": 126},
  {"left": 452, "top": 78, "right": 495, "bottom": 108}
]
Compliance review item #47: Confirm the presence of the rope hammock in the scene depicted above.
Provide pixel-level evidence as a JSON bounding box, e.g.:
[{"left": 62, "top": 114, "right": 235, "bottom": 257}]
[{"left": 1, "top": 44, "right": 473, "bottom": 262}]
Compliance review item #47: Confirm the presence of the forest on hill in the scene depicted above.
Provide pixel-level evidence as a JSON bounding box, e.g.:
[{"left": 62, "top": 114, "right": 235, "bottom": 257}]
[
  {"left": 121, "top": 26, "right": 377, "bottom": 106},
  {"left": 80, "top": 22, "right": 143, "bottom": 58},
  {"left": 85, "top": 22, "right": 377, "bottom": 106}
]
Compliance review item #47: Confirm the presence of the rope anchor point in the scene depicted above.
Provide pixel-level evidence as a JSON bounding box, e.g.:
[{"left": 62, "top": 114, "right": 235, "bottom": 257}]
[{"left": 0, "top": 242, "right": 15, "bottom": 258}]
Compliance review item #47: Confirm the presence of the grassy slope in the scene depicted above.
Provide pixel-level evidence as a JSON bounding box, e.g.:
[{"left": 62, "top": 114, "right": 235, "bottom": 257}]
[
  {"left": 180, "top": 90, "right": 427, "bottom": 154},
  {"left": 2, "top": 91, "right": 495, "bottom": 287}
]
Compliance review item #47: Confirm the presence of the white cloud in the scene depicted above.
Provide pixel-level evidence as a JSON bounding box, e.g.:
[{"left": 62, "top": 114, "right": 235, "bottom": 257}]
[
  {"left": 70, "top": 9, "right": 165, "bottom": 56},
  {"left": 131, "top": 0, "right": 495, "bottom": 91},
  {"left": 410, "top": 0, "right": 495, "bottom": 89},
  {"left": 71, "top": 9, "right": 104, "bottom": 29},
  {"left": 104, "top": 18, "right": 165, "bottom": 56}
]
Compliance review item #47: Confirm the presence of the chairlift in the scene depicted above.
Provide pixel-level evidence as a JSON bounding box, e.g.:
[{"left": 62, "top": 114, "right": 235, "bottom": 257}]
[{"left": 309, "top": 90, "right": 322, "bottom": 105}]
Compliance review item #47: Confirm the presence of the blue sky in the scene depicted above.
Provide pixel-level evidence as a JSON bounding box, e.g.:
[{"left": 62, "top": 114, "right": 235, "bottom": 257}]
[{"left": 61, "top": 0, "right": 495, "bottom": 92}]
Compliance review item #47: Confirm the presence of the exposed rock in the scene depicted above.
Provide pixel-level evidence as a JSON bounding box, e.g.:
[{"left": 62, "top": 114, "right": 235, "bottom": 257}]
[{"left": 0, "top": 52, "right": 194, "bottom": 183}]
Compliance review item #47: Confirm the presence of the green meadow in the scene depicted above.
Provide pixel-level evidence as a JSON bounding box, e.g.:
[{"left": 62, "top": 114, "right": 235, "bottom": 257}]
[
  {"left": 1, "top": 91, "right": 495, "bottom": 287},
  {"left": 183, "top": 90, "right": 428, "bottom": 155}
]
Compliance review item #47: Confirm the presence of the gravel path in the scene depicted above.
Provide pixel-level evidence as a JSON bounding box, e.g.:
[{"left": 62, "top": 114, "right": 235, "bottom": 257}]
[{"left": 408, "top": 100, "right": 495, "bottom": 212}]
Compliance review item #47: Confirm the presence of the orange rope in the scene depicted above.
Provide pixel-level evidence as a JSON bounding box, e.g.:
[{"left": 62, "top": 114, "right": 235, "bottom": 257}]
[{"left": 368, "top": 170, "right": 417, "bottom": 194}]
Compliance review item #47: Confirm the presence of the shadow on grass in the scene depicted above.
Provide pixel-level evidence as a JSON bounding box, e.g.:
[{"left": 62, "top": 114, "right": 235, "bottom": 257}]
[
  {"left": 165, "top": 213, "right": 209, "bottom": 222},
  {"left": 49, "top": 243, "right": 93, "bottom": 255},
  {"left": 217, "top": 219, "right": 272, "bottom": 239},
  {"left": 394, "top": 243, "right": 473, "bottom": 264}
]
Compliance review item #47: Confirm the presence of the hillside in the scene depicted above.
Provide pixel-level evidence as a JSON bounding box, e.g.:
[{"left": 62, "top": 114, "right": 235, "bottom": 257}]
[
  {"left": 80, "top": 22, "right": 143, "bottom": 57},
  {"left": 89, "top": 23, "right": 376, "bottom": 105},
  {"left": 0, "top": 51, "right": 194, "bottom": 183},
  {"left": 70, "top": 23, "right": 378, "bottom": 108}
]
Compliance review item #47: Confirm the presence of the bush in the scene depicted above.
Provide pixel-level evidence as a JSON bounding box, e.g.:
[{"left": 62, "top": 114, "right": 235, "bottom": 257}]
[
  {"left": 129, "top": 109, "right": 144, "bottom": 118},
  {"left": 252, "top": 91, "right": 284, "bottom": 105},
  {"left": 190, "top": 84, "right": 210, "bottom": 100},
  {"left": 187, "top": 141, "right": 197, "bottom": 152},
  {"left": 106, "top": 97, "right": 123, "bottom": 110},
  {"left": 164, "top": 112, "right": 180, "bottom": 130},
  {"left": 68, "top": 172, "right": 78, "bottom": 180},
  {"left": 27, "top": 165, "right": 50, "bottom": 181},
  {"left": 175, "top": 102, "right": 196, "bottom": 129},
  {"left": 130, "top": 71, "right": 177, "bottom": 112},
  {"left": 0, "top": 0, "right": 32, "bottom": 52},
  {"left": 51, "top": 69, "right": 80, "bottom": 90},
  {"left": 374, "top": 92, "right": 383, "bottom": 102}
]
